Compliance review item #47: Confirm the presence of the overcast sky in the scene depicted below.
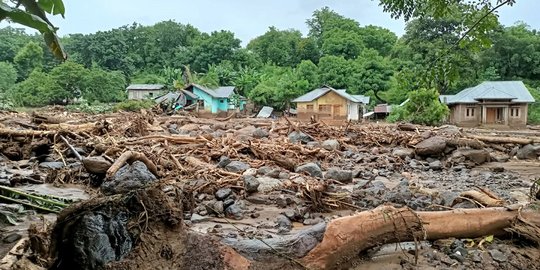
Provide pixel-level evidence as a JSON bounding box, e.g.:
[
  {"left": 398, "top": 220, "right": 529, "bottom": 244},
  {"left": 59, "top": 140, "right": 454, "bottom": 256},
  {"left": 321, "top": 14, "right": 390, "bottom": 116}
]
[{"left": 6, "top": 0, "right": 540, "bottom": 45}]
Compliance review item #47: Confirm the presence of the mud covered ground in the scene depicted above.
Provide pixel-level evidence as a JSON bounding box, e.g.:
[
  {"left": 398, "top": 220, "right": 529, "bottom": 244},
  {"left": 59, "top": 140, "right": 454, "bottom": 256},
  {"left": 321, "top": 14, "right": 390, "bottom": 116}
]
[{"left": 1, "top": 109, "right": 540, "bottom": 269}]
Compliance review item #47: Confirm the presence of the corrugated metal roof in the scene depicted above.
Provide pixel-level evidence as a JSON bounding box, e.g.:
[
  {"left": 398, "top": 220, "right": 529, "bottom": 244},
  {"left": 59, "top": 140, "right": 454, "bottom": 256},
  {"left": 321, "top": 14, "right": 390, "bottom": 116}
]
[
  {"left": 352, "top": 95, "right": 370, "bottom": 104},
  {"left": 292, "top": 87, "right": 369, "bottom": 104},
  {"left": 127, "top": 84, "right": 165, "bottom": 90},
  {"left": 256, "top": 106, "right": 274, "bottom": 118},
  {"left": 441, "top": 81, "right": 535, "bottom": 104},
  {"left": 191, "top": 84, "right": 237, "bottom": 98}
]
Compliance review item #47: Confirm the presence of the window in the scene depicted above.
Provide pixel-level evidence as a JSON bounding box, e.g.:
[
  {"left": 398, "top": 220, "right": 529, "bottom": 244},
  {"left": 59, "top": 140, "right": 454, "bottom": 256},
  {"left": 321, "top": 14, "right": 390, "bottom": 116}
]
[
  {"left": 466, "top": 107, "right": 475, "bottom": 118},
  {"left": 148, "top": 92, "right": 154, "bottom": 97},
  {"left": 318, "top": 105, "right": 331, "bottom": 113},
  {"left": 306, "top": 105, "right": 314, "bottom": 111},
  {"left": 510, "top": 107, "right": 520, "bottom": 118},
  {"left": 220, "top": 99, "right": 225, "bottom": 103}
]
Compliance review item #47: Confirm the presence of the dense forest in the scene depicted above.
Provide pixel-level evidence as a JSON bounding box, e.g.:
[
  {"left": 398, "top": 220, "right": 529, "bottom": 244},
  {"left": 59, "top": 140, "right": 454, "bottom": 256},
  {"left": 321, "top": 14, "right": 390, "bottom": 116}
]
[{"left": 0, "top": 7, "right": 539, "bottom": 117}]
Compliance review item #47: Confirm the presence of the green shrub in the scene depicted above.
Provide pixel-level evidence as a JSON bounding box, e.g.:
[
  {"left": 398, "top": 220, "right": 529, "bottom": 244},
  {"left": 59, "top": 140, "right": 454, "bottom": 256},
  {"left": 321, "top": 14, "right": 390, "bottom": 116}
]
[
  {"left": 388, "top": 88, "right": 449, "bottom": 126},
  {"left": 113, "top": 99, "right": 155, "bottom": 112},
  {"left": 65, "top": 103, "right": 114, "bottom": 114}
]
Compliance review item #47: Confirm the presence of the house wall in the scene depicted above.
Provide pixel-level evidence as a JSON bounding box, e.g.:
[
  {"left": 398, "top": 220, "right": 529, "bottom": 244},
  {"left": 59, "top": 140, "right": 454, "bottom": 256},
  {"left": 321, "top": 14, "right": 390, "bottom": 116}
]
[
  {"left": 128, "top": 90, "right": 162, "bottom": 100},
  {"left": 508, "top": 104, "right": 528, "bottom": 127},
  {"left": 217, "top": 98, "right": 229, "bottom": 111},
  {"left": 192, "top": 86, "right": 217, "bottom": 113},
  {"left": 449, "top": 104, "right": 481, "bottom": 127},
  {"left": 296, "top": 91, "right": 349, "bottom": 120},
  {"left": 348, "top": 102, "right": 359, "bottom": 121}
]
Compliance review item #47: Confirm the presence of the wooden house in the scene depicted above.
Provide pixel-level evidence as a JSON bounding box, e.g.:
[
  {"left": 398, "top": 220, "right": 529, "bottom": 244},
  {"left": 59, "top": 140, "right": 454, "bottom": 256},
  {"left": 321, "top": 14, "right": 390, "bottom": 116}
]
[{"left": 127, "top": 84, "right": 166, "bottom": 100}]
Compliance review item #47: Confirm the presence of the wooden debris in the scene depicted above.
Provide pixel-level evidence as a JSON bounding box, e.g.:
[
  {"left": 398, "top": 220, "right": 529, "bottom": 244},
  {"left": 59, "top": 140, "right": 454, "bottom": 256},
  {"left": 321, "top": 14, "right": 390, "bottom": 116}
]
[{"left": 106, "top": 151, "right": 159, "bottom": 179}]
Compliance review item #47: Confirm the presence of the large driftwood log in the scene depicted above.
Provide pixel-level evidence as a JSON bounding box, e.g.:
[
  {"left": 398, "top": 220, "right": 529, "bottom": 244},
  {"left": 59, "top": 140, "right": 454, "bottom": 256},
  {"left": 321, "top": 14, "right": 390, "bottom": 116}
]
[
  {"left": 0, "top": 128, "right": 56, "bottom": 137},
  {"left": 466, "top": 134, "right": 533, "bottom": 145},
  {"left": 224, "top": 205, "right": 540, "bottom": 270}
]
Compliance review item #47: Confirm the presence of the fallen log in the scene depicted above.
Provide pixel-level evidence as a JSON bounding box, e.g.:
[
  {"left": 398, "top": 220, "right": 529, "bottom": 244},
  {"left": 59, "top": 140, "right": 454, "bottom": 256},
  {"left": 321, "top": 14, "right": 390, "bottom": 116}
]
[
  {"left": 124, "top": 134, "right": 207, "bottom": 145},
  {"left": 106, "top": 151, "right": 159, "bottom": 179},
  {"left": 0, "top": 128, "right": 56, "bottom": 137},
  {"left": 446, "top": 138, "right": 486, "bottom": 149},
  {"left": 466, "top": 134, "right": 533, "bottom": 145}
]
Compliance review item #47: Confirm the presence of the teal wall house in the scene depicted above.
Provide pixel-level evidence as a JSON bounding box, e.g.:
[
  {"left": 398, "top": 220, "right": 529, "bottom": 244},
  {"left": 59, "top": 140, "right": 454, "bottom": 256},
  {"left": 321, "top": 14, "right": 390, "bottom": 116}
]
[{"left": 184, "top": 84, "right": 246, "bottom": 114}]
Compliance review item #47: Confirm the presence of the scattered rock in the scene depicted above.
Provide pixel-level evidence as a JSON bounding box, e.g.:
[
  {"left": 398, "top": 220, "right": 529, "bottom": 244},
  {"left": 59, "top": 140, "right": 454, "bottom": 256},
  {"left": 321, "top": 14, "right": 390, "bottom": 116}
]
[
  {"left": 288, "top": 131, "right": 313, "bottom": 144},
  {"left": 101, "top": 161, "right": 157, "bottom": 195},
  {"left": 321, "top": 139, "right": 340, "bottom": 151},
  {"left": 429, "top": 160, "right": 442, "bottom": 170},
  {"left": 516, "top": 144, "right": 540, "bottom": 160},
  {"left": 278, "top": 172, "right": 290, "bottom": 180},
  {"left": 217, "top": 156, "right": 231, "bottom": 168},
  {"left": 489, "top": 249, "right": 507, "bottom": 263},
  {"left": 243, "top": 168, "right": 257, "bottom": 177},
  {"left": 325, "top": 168, "right": 353, "bottom": 183},
  {"left": 2, "top": 232, "right": 22, "bottom": 243},
  {"left": 39, "top": 161, "right": 64, "bottom": 170},
  {"left": 206, "top": 200, "right": 224, "bottom": 215},
  {"left": 225, "top": 203, "right": 243, "bottom": 220},
  {"left": 392, "top": 148, "right": 415, "bottom": 158},
  {"left": 215, "top": 188, "right": 233, "bottom": 200},
  {"left": 257, "top": 177, "right": 283, "bottom": 192},
  {"left": 223, "top": 198, "right": 235, "bottom": 208},
  {"left": 460, "top": 149, "right": 491, "bottom": 164},
  {"left": 276, "top": 215, "right": 292, "bottom": 233},
  {"left": 190, "top": 214, "right": 210, "bottom": 223},
  {"left": 306, "top": 141, "right": 320, "bottom": 148},
  {"left": 179, "top": 123, "right": 199, "bottom": 132},
  {"left": 243, "top": 176, "right": 260, "bottom": 193},
  {"left": 295, "top": 162, "right": 323, "bottom": 178},
  {"left": 415, "top": 136, "right": 447, "bottom": 156},
  {"left": 303, "top": 217, "right": 324, "bottom": 225},
  {"left": 253, "top": 128, "right": 269, "bottom": 138},
  {"left": 225, "top": 161, "right": 250, "bottom": 173}
]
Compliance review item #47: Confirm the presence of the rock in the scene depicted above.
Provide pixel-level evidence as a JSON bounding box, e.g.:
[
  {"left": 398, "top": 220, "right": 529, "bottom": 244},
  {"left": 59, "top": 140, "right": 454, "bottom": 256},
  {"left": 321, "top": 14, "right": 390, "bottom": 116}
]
[
  {"left": 283, "top": 210, "right": 297, "bottom": 221},
  {"left": 321, "top": 139, "right": 340, "bottom": 151},
  {"left": 225, "top": 161, "right": 250, "bottom": 173},
  {"left": 252, "top": 128, "right": 269, "bottom": 138},
  {"left": 257, "top": 166, "right": 272, "bottom": 175},
  {"left": 276, "top": 215, "right": 292, "bottom": 233},
  {"left": 257, "top": 177, "right": 283, "bottom": 192},
  {"left": 243, "top": 168, "right": 257, "bottom": 177},
  {"left": 179, "top": 123, "right": 199, "bottom": 132},
  {"left": 205, "top": 200, "right": 224, "bottom": 215},
  {"left": 392, "top": 148, "right": 415, "bottom": 158},
  {"left": 278, "top": 172, "right": 290, "bottom": 180},
  {"left": 449, "top": 247, "right": 467, "bottom": 263},
  {"left": 215, "top": 188, "right": 233, "bottom": 200},
  {"left": 288, "top": 131, "right": 313, "bottom": 144},
  {"left": 101, "top": 161, "right": 157, "bottom": 195},
  {"left": 324, "top": 168, "right": 353, "bottom": 183},
  {"left": 235, "top": 126, "right": 257, "bottom": 137},
  {"left": 516, "top": 144, "right": 540, "bottom": 160},
  {"left": 429, "top": 160, "right": 442, "bottom": 170},
  {"left": 225, "top": 203, "right": 243, "bottom": 220},
  {"left": 2, "top": 232, "right": 22, "bottom": 243},
  {"left": 295, "top": 162, "right": 323, "bottom": 178},
  {"left": 217, "top": 156, "right": 231, "bottom": 168},
  {"left": 243, "top": 176, "right": 260, "bottom": 193},
  {"left": 490, "top": 152, "right": 510, "bottom": 162},
  {"left": 460, "top": 149, "right": 491, "bottom": 164},
  {"left": 439, "top": 191, "right": 459, "bottom": 207},
  {"left": 306, "top": 141, "right": 320, "bottom": 148},
  {"left": 39, "top": 161, "right": 64, "bottom": 170},
  {"left": 265, "top": 168, "right": 281, "bottom": 178},
  {"left": 190, "top": 214, "right": 210, "bottom": 223},
  {"left": 415, "top": 136, "right": 447, "bottom": 156},
  {"left": 489, "top": 249, "right": 507, "bottom": 263},
  {"left": 303, "top": 217, "right": 324, "bottom": 225},
  {"left": 223, "top": 198, "right": 235, "bottom": 208}
]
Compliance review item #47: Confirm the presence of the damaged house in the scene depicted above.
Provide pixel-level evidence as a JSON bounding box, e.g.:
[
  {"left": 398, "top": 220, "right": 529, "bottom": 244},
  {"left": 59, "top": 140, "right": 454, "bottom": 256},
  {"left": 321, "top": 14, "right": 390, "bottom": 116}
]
[
  {"left": 440, "top": 81, "right": 535, "bottom": 128},
  {"left": 292, "top": 86, "right": 370, "bottom": 121},
  {"left": 184, "top": 84, "right": 247, "bottom": 114}
]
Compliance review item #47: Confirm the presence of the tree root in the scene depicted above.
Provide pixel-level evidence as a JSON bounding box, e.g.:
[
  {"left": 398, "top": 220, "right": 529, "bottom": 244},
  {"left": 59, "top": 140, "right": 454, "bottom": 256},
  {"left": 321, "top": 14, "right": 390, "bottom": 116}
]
[{"left": 106, "top": 151, "right": 159, "bottom": 179}]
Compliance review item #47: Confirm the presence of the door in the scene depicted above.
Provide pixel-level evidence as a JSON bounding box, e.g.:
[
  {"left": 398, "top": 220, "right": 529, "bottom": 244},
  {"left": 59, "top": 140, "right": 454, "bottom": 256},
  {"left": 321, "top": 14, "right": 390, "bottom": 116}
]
[
  {"left": 486, "top": 108, "right": 496, "bottom": 124},
  {"left": 333, "top": 105, "right": 341, "bottom": 119}
]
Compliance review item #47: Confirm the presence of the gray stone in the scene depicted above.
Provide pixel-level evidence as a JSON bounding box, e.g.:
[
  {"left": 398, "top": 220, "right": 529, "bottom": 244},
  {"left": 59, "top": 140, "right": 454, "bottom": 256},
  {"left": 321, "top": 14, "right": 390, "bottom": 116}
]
[
  {"left": 39, "top": 161, "right": 64, "bottom": 170},
  {"left": 460, "top": 149, "right": 491, "bottom": 164},
  {"left": 2, "top": 233, "right": 21, "bottom": 243},
  {"left": 324, "top": 168, "right": 353, "bottom": 183},
  {"left": 253, "top": 128, "right": 269, "bottom": 138},
  {"left": 321, "top": 139, "right": 340, "bottom": 151},
  {"left": 306, "top": 142, "right": 320, "bottom": 148},
  {"left": 243, "top": 176, "right": 260, "bottom": 193},
  {"left": 217, "top": 156, "right": 231, "bottom": 168},
  {"left": 276, "top": 215, "right": 292, "bottom": 233},
  {"left": 488, "top": 249, "right": 507, "bottom": 263},
  {"left": 242, "top": 168, "right": 257, "bottom": 176},
  {"left": 295, "top": 163, "right": 323, "bottom": 178},
  {"left": 392, "top": 148, "right": 415, "bottom": 158},
  {"left": 257, "top": 166, "right": 272, "bottom": 176},
  {"left": 288, "top": 131, "right": 313, "bottom": 144},
  {"left": 415, "top": 136, "right": 447, "bottom": 156},
  {"left": 265, "top": 168, "right": 281, "bottom": 178},
  {"left": 223, "top": 198, "right": 235, "bottom": 208},
  {"left": 257, "top": 177, "right": 283, "bottom": 192},
  {"left": 225, "top": 161, "right": 250, "bottom": 173},
  {"left": 190, "top": 214, "right": 210, "bottom": 223},
  {"left": 439, "top": 191, "right": 459, "bottom": 207},
  {"left": 517, "top": 144, "right": 540, "bottom": 160},
  {"left": 278, "top": 172, "right": 290, "bottom": 180},
  {"left": 429, "top": 160, "right": 442, "bottom": 170},
  {"left": 225, "top": 203, "right": 244, "bottom": 220},
  {"left": 101, "top": 161, "right": 157, "bottom": 195},
  {"left": 205, "top": 200, "right": 224, "bottom": 215},
  {"left": 303, "top": 217, "right": 324, "bottom": 225},
  {"left": 215, "top": 188, "right": 233, "bottom": 200}
]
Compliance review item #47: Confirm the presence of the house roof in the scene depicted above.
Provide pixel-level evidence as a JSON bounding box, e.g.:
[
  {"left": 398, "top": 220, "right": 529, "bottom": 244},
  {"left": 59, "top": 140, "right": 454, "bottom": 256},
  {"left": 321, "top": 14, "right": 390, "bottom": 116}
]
[
  {"left": 190, "top": 84, "right": 237, "bottom": 98},
  {"left": 440, "top": 81, "right": 535, "bottom": 104},
  {"left": 292, "top": 87, "right": 369, "bottom": 104},
  {"left": 126, "top": 84, "right": 165, "bottom": 91}
]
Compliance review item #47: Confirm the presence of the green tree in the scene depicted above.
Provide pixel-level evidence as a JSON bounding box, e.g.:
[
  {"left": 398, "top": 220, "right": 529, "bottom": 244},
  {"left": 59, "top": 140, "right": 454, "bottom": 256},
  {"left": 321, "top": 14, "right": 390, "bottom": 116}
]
[
  {"left": 350, "top": 50, "right": 394, "bottom": 102},
  {"left": 295, "top": 60, "right": 319, "bottom": 90},
  {"left": 81, "top": 68, "right": 126, "bottom": 103},
  {"left": 358, "top": 25, "right": 398, "bottom": 57},
  {"left": 50, "top": 61, "right": 87, "bottom": 101},
  {"left": 388, "top": 88, "right": 449, "bottom": 126},
  {"left": 0, "top": 27, "right": 33, "bottom": 62},
  {"left": 8, "top": 70, "right": 64, "bottom": 106},
  {"left": 317, "top": 55, "right": 350, "bottom": 89},
  {"left": 0, "top": 61, "right": 17, "bottom": 92},
  {"left": 14, "top": 41, "right": 44, "bottom": 80},
  {"left": 188, "top": 30, "right": 241, "bottom": 72}
]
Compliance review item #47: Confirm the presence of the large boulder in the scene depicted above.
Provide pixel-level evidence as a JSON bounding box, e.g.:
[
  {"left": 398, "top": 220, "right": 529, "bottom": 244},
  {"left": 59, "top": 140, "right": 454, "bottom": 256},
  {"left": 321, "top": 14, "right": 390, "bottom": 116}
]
[
  {"left": 257, "top": 177, "right": 283, "bottom": 192},
  {"left": 242, "top": 175, "right": 260, "bottom": 193},
  {"left": 516, "top": 144, "right": 540, "bottom": 160},
  {"left": 321, "top": 139, "right": 340, "bottom": 151},
  {"left": 460, "top": 149, "right": 491, "bottom": 164},
  {"left": 392, "top": 148, "right": 415, "bottom": 158},
  {"left": 295, "top": 163, "right": 323, "bottom": 178},
  {"left": 288, "top": 131, "right": 313, "bottom": 144},
  {"left": 101, "top": 161, "right": 157, "bottom": 195},
  {"left": 324, "top": 168, "right": 353, "bottom": 183},
  {"left": 415, "top": 136, "right": 447, "bottom": 156}
]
